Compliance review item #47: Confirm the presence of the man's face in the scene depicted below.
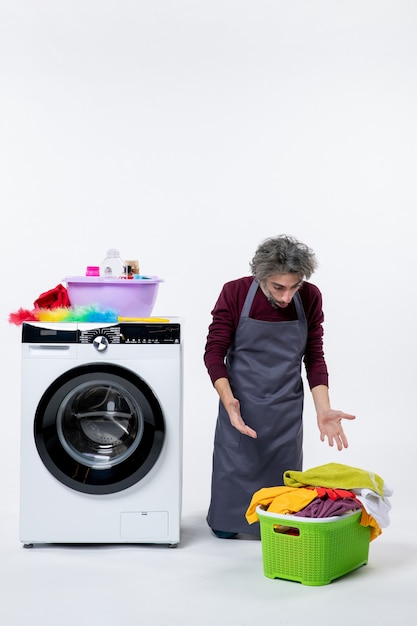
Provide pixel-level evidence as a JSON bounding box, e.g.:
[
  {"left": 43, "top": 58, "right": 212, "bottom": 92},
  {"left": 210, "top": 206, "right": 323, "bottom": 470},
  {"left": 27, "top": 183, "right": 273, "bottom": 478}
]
[{"left": 260, "top": 273, "right": 303, "bottom": 309}]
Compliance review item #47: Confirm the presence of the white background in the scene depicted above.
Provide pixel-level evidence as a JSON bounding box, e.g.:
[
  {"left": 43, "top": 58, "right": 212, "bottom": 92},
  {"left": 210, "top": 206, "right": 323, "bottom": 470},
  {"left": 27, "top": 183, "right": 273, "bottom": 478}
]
[{"left": 1, "top": 0, "right": 415, "bottom": 528}]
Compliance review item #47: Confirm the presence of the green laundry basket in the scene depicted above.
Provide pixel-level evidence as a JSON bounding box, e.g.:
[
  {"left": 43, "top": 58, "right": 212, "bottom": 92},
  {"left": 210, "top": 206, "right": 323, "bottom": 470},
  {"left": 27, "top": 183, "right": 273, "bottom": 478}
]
[{"left": 256, "top": 506, "right": 371, "bottom": 586}]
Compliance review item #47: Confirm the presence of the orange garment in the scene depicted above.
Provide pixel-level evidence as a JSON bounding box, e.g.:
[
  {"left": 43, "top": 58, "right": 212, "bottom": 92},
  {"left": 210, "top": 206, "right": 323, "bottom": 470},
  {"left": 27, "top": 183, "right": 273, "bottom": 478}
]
[
  {"left": 245, "top": 486, "right": 319, "bottom": 524},
  {"left": 359, "top": 508, "right": 382, "bottom": 541}
]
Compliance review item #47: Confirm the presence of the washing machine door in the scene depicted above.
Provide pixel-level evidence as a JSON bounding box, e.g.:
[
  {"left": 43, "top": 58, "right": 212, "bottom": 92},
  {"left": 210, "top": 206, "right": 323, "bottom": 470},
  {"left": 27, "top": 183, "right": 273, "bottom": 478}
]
[{"left": 34, "top": 364, "right": 165, "bottom": 494}]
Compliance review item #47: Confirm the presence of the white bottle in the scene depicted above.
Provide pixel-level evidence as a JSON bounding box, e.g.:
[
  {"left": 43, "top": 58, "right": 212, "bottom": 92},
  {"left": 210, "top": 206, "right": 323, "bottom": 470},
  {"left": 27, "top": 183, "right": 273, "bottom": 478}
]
[{"left": 100, "top": 249, "right": 126, "bottom": 278}]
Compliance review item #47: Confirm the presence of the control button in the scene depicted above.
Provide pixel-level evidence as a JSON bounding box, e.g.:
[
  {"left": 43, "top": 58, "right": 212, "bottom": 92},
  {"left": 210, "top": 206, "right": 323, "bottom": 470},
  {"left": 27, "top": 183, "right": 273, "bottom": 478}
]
[{"left": 93, "top": 335, "right": 109, "bottom": 352}]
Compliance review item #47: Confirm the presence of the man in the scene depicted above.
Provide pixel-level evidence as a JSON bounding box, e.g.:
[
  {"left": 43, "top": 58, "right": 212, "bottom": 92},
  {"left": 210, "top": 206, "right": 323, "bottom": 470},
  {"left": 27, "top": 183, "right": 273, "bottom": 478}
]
[{"left": 204, "top": 234, "right": 355, "bottom": 538}]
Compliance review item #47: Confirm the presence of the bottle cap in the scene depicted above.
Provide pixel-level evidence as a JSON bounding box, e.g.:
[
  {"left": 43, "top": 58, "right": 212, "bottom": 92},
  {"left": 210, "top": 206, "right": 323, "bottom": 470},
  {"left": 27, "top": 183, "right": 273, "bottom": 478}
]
[
  {"left": 86, "top": 266, "right": 100, "bottom": 276},
  {"left": 106, "top": 249, "right": 120, "bottom": 258}
]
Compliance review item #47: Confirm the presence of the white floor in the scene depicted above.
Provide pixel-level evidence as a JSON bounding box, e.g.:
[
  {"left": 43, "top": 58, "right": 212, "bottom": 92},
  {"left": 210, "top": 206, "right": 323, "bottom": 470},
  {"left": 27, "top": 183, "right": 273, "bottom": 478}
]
[{"left": 1, "top": 495, "right": 416, "bottom": 626}]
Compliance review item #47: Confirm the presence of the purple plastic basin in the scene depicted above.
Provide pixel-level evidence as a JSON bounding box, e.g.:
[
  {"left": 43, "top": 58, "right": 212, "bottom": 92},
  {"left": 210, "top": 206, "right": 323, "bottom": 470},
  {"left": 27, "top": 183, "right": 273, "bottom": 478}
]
[{"left": 64, "top": 276, "right": 163, "bottom": 317}]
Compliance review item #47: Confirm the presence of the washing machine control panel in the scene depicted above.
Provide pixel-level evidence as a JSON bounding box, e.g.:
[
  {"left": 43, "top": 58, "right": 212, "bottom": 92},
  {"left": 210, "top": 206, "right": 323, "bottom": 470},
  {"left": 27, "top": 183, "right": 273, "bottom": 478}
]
[
  {"left": 80, "top": 326, "right": 121, "bottom": 346},
  {"left": 80, "top": 324, "right": 180, "bottom": 345},
  {"left": 22, "top": 322, "right": 181, "bottom": 345}
]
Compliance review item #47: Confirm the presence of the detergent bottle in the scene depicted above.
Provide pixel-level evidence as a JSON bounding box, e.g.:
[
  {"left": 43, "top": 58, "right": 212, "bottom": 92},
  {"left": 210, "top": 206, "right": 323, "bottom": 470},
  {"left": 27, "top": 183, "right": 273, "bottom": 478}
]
[{"left": 100, "top": 249, "right": 126, "bottom": 278}]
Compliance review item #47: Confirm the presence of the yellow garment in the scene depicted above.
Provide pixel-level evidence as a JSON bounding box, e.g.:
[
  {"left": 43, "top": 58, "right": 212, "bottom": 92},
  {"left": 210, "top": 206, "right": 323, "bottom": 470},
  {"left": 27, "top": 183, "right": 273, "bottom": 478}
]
[
  {"left": 283, "top": 463, "right": 385, "bottom": 498},
  {"left": 245, "top": 486, "right": 318, "bottom": 524}
]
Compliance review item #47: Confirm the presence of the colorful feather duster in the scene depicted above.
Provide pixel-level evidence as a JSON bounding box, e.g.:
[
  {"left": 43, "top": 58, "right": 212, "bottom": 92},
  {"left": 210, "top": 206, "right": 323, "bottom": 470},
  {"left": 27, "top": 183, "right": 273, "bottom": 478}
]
[{"left": 9, "top": 305, "right": 118, "bottom": 325}]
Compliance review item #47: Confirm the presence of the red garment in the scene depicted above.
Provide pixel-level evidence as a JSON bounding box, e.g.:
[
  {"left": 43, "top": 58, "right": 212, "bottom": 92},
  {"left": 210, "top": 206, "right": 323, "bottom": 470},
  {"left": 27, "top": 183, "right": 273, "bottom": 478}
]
[
  {"left": 203, "top": 277, "right": 328, "bottom": 389},
  {"left": 312, "top": 487, "right": 357, "bottom": 500},
  {"left": 34, "top": 284, "right": 71, "bottom": 309}
]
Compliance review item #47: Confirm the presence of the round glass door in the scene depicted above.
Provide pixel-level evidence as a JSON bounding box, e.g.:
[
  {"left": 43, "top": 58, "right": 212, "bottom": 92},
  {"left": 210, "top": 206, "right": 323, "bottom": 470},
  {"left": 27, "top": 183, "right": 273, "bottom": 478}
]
[{"left": 34, "top": 364, "right": 165, "bottom": 494}]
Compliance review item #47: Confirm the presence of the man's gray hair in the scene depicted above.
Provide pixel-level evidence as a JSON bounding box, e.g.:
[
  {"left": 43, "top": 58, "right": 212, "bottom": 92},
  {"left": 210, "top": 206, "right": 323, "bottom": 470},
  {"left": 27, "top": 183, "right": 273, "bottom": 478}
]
[{"left": 250, "top": 235, "right": 318, "bottom": 282}]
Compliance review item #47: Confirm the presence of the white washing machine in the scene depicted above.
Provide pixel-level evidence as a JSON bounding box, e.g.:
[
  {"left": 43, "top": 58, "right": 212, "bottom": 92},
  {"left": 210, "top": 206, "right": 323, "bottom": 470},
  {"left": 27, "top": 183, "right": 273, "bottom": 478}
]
[{"left": 19, "top": 319, "right": 182, "bottom": 547}]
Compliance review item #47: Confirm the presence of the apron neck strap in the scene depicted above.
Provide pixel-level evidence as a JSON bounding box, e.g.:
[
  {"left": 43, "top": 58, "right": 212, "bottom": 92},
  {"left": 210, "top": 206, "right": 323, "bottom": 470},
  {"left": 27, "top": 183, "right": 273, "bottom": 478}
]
[{"left": 241, "top": 278, "right": 306, "bottom": 321}]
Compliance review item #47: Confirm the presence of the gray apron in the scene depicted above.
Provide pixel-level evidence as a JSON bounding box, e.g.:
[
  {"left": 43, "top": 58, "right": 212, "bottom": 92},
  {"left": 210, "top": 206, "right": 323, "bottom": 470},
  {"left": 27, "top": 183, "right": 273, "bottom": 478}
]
[{"left": 207, "top": 279, "right": 308, "bottom": 535}]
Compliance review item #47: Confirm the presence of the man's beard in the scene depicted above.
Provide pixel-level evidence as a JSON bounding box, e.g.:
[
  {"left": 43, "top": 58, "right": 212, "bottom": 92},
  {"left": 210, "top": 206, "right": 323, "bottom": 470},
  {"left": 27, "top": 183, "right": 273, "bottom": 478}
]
[{"left": 265, "top": 291, "right": 281, "bottom": 309}]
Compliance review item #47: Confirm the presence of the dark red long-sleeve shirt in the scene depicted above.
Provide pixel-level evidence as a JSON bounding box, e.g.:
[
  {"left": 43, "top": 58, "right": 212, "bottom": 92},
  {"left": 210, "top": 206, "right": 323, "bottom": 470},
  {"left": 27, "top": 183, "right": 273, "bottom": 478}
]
[{"left": 203, "top": 276, "right": 329, "bottom": 390}]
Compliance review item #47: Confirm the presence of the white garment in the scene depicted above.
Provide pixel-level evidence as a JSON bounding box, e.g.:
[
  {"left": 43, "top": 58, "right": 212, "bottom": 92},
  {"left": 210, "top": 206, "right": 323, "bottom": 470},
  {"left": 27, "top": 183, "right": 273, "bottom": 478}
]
[{"left": 353, "top": 484, "right": 393, "bottom": 528}]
